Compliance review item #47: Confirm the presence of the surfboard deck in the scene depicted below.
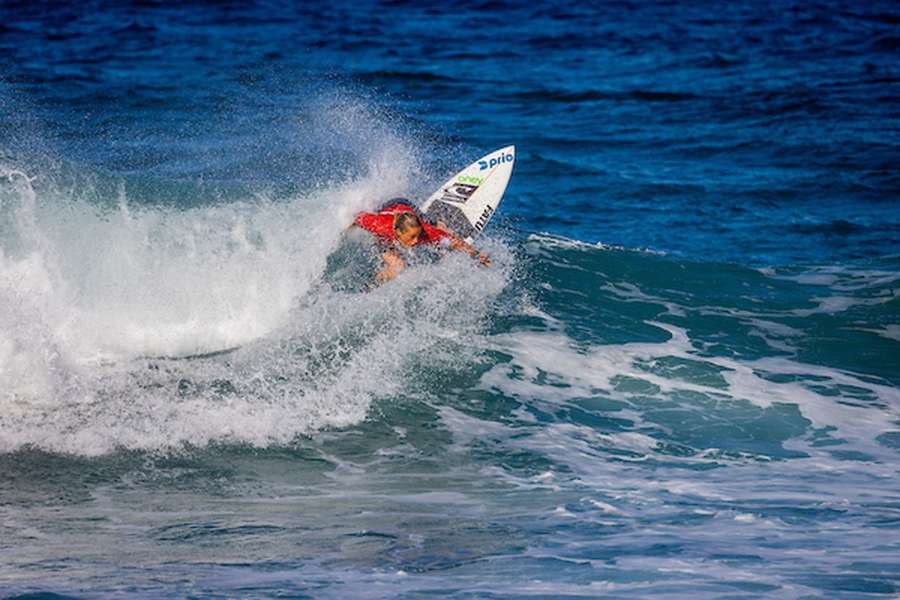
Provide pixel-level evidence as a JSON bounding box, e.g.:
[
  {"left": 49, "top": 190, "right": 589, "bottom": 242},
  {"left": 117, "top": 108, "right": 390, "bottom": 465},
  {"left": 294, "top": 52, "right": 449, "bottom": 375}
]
[{"left": 420, "top": 146, "right": 515, "bottom": 243}]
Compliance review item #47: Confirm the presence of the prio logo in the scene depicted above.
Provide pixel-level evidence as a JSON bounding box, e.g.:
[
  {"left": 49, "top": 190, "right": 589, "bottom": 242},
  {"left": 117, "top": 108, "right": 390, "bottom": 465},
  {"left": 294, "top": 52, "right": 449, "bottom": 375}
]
[{"left": 478, "top": 152, "right": 514, "bottom": 171}]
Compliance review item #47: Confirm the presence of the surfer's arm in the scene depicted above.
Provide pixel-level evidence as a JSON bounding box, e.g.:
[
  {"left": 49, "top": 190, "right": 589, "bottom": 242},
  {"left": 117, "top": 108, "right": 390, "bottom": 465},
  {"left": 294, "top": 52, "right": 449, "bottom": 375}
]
[
  {"left": 376, "top": 249, "right": 406, "bottom": 283},
  {"left": 448, "top": 238, "right": 490, "bottom": 266},
  {"left": 435, "top": 221, "right": 490, "bottom": 266}
]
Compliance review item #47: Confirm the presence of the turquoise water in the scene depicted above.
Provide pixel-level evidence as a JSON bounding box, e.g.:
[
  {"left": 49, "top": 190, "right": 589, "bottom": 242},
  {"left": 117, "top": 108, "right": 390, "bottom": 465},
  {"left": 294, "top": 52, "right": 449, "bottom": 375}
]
[{"left": 1, "top": 1, "right": 899, "bottom": 597}]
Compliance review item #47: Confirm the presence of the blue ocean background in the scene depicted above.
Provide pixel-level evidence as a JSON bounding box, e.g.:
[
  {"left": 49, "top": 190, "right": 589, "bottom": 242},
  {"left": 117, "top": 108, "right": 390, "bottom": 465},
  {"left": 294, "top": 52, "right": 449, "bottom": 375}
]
[{"left": 1, "top": 1, "right": 899, "bottom": 597}]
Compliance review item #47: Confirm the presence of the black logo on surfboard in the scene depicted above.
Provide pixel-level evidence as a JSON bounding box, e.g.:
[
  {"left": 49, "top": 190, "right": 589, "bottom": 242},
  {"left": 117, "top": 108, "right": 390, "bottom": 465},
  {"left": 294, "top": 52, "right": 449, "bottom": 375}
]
[{"left": 438, "top": 183, "right": 478, "bottom": 206}]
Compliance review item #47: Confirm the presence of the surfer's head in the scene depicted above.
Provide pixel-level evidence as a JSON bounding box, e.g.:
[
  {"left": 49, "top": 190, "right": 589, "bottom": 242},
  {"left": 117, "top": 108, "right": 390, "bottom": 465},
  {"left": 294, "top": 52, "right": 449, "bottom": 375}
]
[{"left": 393, "top": 212, "right": 423, "bottom": 247}]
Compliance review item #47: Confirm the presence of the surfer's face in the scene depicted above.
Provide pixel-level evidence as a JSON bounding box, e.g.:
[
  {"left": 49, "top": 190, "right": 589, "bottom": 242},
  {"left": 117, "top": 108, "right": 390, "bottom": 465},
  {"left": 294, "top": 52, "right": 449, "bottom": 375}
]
[
  {"left": 394, "top": 212, "right": 424, "bottom": 247},
  {"left": 396, "top": 224, "right": 422, "bottom": 247}
]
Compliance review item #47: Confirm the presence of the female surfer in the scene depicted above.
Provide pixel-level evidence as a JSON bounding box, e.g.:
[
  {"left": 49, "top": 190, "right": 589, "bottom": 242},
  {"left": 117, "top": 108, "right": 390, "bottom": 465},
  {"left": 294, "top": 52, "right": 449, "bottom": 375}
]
[{"left": 354, "top": 200, "right": 490, "bottom": 283}]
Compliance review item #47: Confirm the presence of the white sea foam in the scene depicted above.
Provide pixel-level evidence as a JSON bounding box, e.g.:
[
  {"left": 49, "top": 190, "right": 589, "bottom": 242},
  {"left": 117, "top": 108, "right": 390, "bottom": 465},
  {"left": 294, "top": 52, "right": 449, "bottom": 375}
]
[
  {"left": 526, "top": 232, "right": 665, "bottom": 256},
  {"left": 765, "top": 265, "right": 900, "bottom": 291},
  {"left": 791, "top": 294, "right": 896, "bottom": 317},
  {"left": 852, "top": 324, "right": 900, "bottom": 342},
  {"left": 601, "top": 281, "right": 688, "bottom": 317},
  {"left": 0, "top": 121, "right": 513, "bottom": 455},
  {"left": 480, "top": 316, "right": 900, "bottom": 460}
]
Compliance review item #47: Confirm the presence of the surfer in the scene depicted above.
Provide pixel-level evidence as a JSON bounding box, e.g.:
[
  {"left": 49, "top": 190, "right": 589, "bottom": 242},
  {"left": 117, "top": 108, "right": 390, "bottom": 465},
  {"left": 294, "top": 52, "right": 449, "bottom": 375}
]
[{"left": 354, "top": 200, "right": 490, "bottom": 284}]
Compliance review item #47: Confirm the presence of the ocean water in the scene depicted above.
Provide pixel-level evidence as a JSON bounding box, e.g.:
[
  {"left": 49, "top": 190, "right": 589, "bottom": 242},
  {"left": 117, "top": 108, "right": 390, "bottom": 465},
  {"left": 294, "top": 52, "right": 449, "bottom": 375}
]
[{"left": 1, "top": 1, "right": 899, "bottom": 597}]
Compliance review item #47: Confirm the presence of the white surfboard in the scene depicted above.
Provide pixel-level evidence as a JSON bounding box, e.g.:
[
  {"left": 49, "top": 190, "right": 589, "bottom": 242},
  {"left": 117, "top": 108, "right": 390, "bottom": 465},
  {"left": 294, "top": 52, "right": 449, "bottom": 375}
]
[{"left": 420, "top": 145, "right": 515, "bottom": 243}]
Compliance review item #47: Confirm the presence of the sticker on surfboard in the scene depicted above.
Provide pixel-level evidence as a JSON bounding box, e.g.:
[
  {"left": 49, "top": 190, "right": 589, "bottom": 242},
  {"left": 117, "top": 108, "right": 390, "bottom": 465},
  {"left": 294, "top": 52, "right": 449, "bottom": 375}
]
[{"left": 420, "top": 145, "right": 515, "bottom": 244}]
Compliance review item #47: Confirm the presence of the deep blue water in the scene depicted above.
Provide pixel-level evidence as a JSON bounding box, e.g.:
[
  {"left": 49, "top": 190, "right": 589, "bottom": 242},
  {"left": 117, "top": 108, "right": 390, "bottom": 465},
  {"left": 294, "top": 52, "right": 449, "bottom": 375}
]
[{"left": 1, "top": 1, "right": 899, "bottom": 598}]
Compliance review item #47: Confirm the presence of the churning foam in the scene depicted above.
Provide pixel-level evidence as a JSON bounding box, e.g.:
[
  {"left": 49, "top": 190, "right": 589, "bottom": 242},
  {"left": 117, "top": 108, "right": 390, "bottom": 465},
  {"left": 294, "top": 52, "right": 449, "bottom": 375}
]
[{"left": 0, "top": 122, "right": 513, "bottom": 455}]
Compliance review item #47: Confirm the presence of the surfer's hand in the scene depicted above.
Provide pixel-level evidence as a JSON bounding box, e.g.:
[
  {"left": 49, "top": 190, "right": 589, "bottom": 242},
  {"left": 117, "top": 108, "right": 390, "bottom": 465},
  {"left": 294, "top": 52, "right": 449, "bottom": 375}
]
[
  {"left": 376, "top": 250, "right": 406, "bottom": 283},
  {"left": 478, "top": 251, "right": 491, "bottom": 266}
]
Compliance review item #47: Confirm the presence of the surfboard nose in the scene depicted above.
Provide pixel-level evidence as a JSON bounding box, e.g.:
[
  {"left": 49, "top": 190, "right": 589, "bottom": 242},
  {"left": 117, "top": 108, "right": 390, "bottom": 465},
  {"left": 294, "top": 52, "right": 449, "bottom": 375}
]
[{"left": 420, "top": 146, "right": 516, "bottom": 243}]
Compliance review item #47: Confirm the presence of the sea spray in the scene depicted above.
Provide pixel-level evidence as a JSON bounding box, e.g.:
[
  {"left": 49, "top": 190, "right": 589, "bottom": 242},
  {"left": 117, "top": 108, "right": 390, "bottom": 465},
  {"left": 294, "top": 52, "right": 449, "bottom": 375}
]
[{"left": 0, "top": 150, "right": 515, "bottom": 455}]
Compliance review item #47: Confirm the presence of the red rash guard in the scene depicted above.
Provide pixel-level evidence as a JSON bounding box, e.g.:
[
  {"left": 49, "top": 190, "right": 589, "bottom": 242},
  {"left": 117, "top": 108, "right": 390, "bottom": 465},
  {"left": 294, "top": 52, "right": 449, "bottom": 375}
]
[{"left": 354, "top": 203, "right": 452, "bottom": 245}]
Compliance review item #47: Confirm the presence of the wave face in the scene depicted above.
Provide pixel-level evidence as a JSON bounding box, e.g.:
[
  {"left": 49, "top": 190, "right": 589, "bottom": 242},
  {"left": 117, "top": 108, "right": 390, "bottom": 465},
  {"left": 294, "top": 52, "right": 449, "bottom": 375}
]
[{"left": 2, "top": 0, "right": 900, "bottom": 598}]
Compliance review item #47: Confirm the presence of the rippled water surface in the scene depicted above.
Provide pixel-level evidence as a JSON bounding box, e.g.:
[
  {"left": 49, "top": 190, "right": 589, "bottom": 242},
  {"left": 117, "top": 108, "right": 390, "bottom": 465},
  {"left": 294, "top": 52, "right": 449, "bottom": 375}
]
[{"left": 1, "top": 1, "right": 899, "bottom": 597}]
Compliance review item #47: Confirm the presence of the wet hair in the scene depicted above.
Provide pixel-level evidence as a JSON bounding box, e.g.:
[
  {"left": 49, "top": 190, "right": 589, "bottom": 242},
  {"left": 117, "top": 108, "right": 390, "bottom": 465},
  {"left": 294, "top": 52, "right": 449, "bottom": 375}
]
[{"left": 394, "top": 212, "right": 422, "bottom": 234}]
